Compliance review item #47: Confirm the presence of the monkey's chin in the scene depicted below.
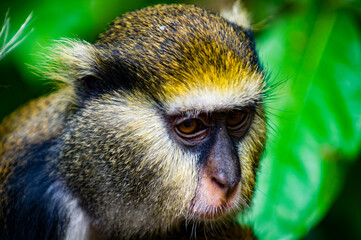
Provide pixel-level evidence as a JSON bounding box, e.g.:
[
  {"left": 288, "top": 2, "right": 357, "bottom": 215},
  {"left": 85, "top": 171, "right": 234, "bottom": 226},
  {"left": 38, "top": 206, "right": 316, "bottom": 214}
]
[{"left": 189, "top": 202, "right": 236, "bottom": 220}]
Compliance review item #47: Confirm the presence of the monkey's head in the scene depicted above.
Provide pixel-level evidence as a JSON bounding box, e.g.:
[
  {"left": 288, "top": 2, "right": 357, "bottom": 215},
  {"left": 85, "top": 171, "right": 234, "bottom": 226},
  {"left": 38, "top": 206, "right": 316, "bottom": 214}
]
[{"left": 50, "top": 4, "right": 266, "bottom": 238}]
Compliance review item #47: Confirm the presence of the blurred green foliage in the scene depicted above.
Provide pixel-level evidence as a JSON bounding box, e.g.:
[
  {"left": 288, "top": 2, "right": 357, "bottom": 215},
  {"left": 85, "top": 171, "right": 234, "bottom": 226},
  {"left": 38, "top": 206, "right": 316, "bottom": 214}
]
[
  {"left": 0, "top": 0, "right": 360, "bottom": 239},
  {"left": 240, "top": 0, "right": 361, "bottom": 239}
]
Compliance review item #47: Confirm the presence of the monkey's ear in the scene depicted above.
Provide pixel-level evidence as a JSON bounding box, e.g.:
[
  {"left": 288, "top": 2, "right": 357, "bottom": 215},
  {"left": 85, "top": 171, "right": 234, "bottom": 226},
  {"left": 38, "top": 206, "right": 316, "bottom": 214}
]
[
  {"left": 39, "top": 39, "right": 100, "bottom": 88},
  {"left": 220, "top": 1, "right": 251, "bottom": 30},
  {"left": 39, "top": 39, "right": 141, "bottom": 101},
  {"left": 39, "top": 39, "right": 121, "bottom": 101}
]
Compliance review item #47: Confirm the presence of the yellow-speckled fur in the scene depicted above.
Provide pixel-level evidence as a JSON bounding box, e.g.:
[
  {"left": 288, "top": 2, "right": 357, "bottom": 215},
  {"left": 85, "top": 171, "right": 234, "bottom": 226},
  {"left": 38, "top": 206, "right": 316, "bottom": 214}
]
[
  {"left": 0, "top": 90, "right": 69, "bottom": 185},
  {"left": 0, "top": 3, "right": 266, "bottom": 239}
]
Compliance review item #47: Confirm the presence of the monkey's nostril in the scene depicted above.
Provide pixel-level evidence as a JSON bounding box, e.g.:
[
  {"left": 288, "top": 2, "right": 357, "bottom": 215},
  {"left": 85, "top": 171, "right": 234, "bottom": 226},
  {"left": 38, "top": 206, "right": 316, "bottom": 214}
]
[
  {"left": 226, "top": 183, "right": 239, "bottom": 199},
  {"left": 210, "top": 170, "right": 241, "bottom": 200},
  {"left": 211, "top": 176, "right": 227, "bottom": 189}
]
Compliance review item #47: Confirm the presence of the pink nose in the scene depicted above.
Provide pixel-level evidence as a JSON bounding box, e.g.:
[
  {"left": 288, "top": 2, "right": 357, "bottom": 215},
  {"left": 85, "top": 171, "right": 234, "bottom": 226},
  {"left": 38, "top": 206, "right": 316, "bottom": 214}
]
[{"left": 210, "top": 169, "right": 240, "bottom": 200}]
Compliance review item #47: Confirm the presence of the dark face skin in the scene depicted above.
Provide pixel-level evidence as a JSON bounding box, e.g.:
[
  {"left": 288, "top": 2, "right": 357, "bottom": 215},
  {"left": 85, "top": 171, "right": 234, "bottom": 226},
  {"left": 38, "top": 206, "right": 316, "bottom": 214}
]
[{"left": 169, "top": 107, "right": 254, "bottom": 219}]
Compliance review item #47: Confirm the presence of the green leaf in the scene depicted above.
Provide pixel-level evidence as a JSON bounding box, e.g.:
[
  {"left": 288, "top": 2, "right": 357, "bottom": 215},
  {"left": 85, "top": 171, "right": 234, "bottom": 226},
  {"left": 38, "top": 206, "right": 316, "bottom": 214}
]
[{"left": 241, "top": 5, "right": 361, "bottom": 240}]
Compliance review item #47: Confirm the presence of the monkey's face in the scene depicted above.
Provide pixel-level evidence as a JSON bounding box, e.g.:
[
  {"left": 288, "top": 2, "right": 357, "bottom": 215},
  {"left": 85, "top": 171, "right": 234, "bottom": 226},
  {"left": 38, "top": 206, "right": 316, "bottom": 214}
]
[
  {"left": 168, "top": 107, "right": 258, "bottom": 220},
  {"left": 161, "top": 70, "right": 266, "bottom": 223},
  {"left": 57, "top": 4, "right": 266, "bottom": 238}
]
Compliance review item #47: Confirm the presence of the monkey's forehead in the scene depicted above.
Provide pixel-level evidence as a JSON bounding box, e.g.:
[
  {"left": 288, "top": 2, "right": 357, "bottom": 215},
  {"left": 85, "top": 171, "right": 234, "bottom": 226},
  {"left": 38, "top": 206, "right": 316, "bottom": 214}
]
[{"left": 160, "top": 70, "right": 265, "bottom": 114}]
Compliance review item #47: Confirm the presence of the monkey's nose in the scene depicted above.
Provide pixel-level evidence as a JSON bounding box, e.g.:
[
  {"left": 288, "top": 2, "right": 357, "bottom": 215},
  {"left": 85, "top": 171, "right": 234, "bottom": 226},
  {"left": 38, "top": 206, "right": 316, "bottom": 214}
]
[
  {"left": 209, "top": 168, "right": 241, "bottom": 201},
  {"left": 200, "top": 165, "right": 241, "bottom": 206},
  {"left": 210, "top": 170, "right": 240, "bottom": 199}
]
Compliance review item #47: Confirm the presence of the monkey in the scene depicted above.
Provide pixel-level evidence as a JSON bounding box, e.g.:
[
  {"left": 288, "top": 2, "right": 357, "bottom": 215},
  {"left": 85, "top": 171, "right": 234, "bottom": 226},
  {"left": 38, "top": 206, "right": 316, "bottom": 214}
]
[{"left": 0, "top": 3, "right": 267, "bottom": 240}]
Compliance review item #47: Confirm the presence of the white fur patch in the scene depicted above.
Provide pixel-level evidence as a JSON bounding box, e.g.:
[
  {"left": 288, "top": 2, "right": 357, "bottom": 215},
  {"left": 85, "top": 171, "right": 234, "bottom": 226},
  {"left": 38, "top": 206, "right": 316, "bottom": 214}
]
[
  {"left": 221, "top": 1, "right": 251, "bottom": 29},
  {"left": 39, "top": 39, "right": 97, "bottom": 87},
  {"left": 64, "top": 200, "right": 91, "bottom": 240},
  {"left": 165, "top": 73, "right": 264, "bottom": 114},
  {"left": 46, "top": 182, "right": 91, "bottom": 240}
]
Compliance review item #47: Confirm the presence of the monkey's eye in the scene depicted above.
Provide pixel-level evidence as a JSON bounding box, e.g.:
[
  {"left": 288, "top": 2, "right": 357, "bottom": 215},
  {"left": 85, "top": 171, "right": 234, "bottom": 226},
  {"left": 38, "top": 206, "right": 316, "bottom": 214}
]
[
  {"left": 173, "top": 117, "right": 209, "bottom": 145},
  {"left": 226, "top": 110, "right": 252, "bottom": 137},
  {"left": 177, "top": 119, "right": 200, "bottom": 134},
  {"left": 227, "top": 110, "right": 247, "bottom": 127}
]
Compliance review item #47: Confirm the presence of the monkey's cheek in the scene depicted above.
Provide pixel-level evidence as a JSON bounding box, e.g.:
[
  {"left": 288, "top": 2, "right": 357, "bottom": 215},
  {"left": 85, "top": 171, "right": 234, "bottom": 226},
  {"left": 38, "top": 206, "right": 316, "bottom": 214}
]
[{"left": 188, "top": 176, "right": 241, "bottom": 220}]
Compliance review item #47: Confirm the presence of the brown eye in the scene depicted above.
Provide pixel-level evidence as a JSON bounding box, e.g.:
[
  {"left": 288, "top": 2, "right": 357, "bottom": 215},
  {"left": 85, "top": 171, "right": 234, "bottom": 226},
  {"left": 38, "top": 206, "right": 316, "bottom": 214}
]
[
  {"left": 226, "top": 110, "right": 252, "bottom": 138},
  {"left": 227, "top": 110, "right": 248, "bottom": 127},
  {"left": 177, "top": 119, "right": 199, "bottom": 134},
  {"left": 172, "top": 116, "right": 209, "bottom": 145}
]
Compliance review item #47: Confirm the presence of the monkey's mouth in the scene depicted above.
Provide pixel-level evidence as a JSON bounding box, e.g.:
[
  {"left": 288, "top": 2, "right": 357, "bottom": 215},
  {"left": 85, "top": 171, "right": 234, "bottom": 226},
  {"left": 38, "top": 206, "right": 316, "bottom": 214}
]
[{"left": 188, "top": 182, "right": 240, "bottom": 220}]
